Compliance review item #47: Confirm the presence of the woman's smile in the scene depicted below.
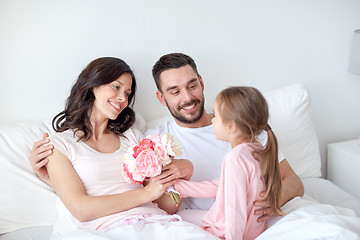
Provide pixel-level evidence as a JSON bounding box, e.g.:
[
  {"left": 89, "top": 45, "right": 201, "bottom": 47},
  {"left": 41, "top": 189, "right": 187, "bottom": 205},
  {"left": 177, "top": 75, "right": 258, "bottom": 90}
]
[{"left": 109, "top": 100, "right": 121, "bottom": 112}]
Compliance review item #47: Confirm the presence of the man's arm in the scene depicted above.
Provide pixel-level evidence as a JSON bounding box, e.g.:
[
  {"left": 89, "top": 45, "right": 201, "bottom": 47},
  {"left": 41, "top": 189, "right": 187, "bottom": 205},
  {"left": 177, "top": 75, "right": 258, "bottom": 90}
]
[
  {"left": 152, "top": 159, "right": 194, "bottom": 214},
  {"left": 30, "top": 133, "right": 54, "bottom": 186},
  {"left": 278, "top": 159, "right": 304, "bottom": 205},
  {"left": 254, "top": 159, "right": 304, "bottom": 222}
]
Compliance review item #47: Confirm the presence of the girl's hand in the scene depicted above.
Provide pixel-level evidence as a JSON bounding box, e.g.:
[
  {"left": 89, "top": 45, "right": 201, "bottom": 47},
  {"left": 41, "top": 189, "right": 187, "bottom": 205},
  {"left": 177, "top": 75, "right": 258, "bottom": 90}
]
[{"left": 144, "top": 177, "right": 176, "bottom": 201}]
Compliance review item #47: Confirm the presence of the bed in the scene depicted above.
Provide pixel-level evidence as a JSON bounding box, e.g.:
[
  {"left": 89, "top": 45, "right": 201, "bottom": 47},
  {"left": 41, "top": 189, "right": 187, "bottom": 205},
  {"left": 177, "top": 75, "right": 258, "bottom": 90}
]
[{"left": 0, "top": 83, "right": 359, "bottom": 239}]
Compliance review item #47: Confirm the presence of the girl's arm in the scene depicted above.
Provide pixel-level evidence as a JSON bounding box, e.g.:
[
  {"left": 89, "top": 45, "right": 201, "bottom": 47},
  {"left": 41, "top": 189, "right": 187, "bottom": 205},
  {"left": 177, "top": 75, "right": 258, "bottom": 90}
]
[
  {"left": 46, "top": 149, "right": 173, "bottom": 222},
  {"left": 174, "top": 178, "right": 219, "bottom": 198}
]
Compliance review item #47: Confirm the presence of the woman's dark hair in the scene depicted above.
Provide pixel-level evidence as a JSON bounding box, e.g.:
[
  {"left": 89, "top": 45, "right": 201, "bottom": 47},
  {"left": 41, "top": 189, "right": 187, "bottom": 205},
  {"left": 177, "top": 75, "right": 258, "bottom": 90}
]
[{"left": 52, "top": 57, "right": 137, "bottom": 140}]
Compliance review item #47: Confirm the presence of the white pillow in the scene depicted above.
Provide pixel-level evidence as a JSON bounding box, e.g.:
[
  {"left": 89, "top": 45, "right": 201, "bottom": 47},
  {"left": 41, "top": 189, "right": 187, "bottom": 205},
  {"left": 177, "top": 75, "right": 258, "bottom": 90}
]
[
  {"left": 50, "top": 197, "right": 77, "bottom": 238},
  {"left": 264, "top": 84, "right": 321, "bottom": 178},
  {"left": 134, "top": 111, "right": 147, "bottom": 133},
  {"left": 0, "top": 121, "right": 58, "bottom": 234}
]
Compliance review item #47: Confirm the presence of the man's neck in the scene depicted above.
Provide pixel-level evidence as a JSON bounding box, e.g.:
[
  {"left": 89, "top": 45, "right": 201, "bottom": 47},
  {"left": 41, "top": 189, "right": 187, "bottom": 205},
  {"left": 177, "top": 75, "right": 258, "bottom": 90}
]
[{"left": 174, "top": 111, "right": 214, "bottom": 128}]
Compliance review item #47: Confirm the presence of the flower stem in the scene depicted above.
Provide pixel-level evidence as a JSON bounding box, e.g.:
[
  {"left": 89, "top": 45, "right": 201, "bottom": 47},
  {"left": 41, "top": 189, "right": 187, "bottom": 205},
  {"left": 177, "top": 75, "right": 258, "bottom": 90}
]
[{"left": 169, "top": 191, "right": 181, "bottom": 206}]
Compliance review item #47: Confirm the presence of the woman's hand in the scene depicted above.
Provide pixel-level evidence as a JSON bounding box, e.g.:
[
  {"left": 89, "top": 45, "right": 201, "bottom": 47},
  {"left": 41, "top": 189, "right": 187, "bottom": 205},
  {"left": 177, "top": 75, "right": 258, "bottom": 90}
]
[{"left": 144, "top": 177, "right": 176, "bottom": 201}]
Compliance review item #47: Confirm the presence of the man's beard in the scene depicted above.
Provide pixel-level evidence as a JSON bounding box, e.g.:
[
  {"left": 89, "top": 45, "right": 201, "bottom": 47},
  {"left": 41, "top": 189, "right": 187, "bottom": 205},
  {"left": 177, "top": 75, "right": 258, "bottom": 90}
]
[{"left": 165, "top": 98, "right": 205, "bottom": 124}]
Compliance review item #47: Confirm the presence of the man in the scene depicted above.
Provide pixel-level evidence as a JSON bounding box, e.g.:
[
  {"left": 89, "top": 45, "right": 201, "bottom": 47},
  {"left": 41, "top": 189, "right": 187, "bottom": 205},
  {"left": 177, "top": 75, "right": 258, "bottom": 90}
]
[{"left": 30, "top": 53, "right": 304, "bottom": 223}]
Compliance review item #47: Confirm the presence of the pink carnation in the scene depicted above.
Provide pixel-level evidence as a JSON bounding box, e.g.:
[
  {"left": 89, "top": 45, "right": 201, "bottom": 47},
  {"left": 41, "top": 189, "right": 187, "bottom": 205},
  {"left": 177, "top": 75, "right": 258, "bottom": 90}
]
[
  {"left": 133, "top": 138, "right": 155, "bottom": 158},
  {"left": 135, "top": 149, "right": 162, "bottom": 179},
  {"left": 123, "top": 163, "right": 143, "bottom": 184},
  {"left": 145, "top": 134, "right": 161, "bottom": 143}
]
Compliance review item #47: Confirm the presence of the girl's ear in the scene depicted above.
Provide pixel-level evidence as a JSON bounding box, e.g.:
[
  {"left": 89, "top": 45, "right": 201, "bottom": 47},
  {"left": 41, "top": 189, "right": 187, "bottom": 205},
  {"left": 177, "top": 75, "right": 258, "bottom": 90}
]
[{"left": 228, "top": 121, "right": 238, "bottom": 133}]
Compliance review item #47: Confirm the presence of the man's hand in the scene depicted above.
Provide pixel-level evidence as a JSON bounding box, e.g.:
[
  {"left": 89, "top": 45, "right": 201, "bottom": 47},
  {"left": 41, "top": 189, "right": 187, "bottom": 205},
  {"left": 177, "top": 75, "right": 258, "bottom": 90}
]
[
  {"left": 253, "top": 192, "right": 274, "bottom": 222},
  {"left": 30, "top": 133, "right": 54, "bottom": 186},
  {"left": 254, "top": 160, "right": 304, "bottom": 222},
  {"left": 152, "top": 159, "right": 193, "bottom": 183}
]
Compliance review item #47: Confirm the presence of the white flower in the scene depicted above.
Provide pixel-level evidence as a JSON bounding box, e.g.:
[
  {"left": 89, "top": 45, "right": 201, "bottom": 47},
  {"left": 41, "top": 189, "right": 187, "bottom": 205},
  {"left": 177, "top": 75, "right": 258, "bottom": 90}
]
[
  {"left": 123, "top": 148, "right": 136, "bottom": 172},
  {"left": 161, "top": 133, "right": 182, "bottom": 157}
]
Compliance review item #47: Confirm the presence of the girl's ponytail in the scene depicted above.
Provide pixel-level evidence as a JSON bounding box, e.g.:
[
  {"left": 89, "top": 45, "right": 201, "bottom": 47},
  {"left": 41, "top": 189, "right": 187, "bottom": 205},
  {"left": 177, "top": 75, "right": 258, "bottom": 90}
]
[{"left": 261, "top": 125, "right": 284, "bottom": 216}]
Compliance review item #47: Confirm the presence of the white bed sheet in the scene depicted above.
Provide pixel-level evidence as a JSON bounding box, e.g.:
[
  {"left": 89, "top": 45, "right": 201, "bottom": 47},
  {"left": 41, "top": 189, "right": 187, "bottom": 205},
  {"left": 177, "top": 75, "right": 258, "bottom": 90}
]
[
  {"left": 2, "top": 177, "right": 360, "bottom": 240},
  {"left": 302, "top": 177, "right": 360, "bottom": 216},
  {"left": 257, "top": 195, "right": 360, "bottom": 240},
  {"left": 0, "top": 226, "right": 52, "bottom": 240},
  {"left": 21, "top": 195, "right": 359, "bottom": 240},
  {"left": 51, "top": 221, "right": 219, "bottom": 240}
]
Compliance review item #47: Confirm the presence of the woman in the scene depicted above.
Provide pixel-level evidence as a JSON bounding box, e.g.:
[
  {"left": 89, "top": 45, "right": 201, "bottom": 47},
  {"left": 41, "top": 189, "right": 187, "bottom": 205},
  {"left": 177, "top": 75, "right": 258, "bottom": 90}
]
[{"left": 46, "top": 57, "right": 216, "bottom": 239}]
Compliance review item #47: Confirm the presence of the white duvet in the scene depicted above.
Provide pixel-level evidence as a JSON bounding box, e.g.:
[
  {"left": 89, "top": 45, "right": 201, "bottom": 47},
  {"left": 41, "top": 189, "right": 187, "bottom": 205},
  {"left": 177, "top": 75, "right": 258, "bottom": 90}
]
[
  {"left": 53, "top": 195, "right": 360, "bottom": 240},
  {"left": 257, "top": 195, "right": 360, "bottom": 240},
  {"left": 52, "top": 221, "right": 218, "bottom": 240}
]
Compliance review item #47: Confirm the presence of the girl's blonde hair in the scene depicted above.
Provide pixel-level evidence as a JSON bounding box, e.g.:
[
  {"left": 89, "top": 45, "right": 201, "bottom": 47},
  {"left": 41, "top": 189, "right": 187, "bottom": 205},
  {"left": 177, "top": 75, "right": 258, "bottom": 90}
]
[{"left": 216, "top": 86, "right": 284, "bottom": 216}]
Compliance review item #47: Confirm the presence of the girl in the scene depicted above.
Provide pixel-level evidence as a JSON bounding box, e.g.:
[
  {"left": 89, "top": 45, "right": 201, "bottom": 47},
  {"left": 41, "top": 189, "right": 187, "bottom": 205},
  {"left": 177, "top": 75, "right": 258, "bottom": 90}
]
[
  {"left": 45, "top": 57, "right": 217, "bottom": 239},
  {"left": 174, "top": 86, "right": 284, "bottom": 240}
]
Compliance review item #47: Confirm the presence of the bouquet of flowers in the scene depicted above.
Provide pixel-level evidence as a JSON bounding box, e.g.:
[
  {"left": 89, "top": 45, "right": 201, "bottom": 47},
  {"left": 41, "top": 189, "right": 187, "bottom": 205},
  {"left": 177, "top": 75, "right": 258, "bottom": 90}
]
[{"left": 122, "top": 133, "right": 183, "bottom": 206}]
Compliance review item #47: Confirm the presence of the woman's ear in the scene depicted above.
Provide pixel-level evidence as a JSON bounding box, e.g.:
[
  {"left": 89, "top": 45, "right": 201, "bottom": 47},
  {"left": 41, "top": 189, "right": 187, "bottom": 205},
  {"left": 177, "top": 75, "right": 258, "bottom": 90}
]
[{"left": 92, "top": 86, "right": 98, "bottom": 96}]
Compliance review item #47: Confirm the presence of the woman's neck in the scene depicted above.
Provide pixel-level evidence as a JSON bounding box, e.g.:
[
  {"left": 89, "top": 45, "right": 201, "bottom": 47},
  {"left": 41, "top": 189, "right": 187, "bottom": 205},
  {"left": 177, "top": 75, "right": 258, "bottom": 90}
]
[
  {"left": 80, "top": 114, "right": 120, "bottom": 153},
  {"left": 89, "top": 114, "right": 111, "bottom": 141}
]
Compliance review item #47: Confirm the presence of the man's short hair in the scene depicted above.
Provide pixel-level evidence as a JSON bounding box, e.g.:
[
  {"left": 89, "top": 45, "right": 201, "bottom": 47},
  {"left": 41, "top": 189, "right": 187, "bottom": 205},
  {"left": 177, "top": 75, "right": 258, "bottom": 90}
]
[{"left": 152, "top": 53, "right": 199, "bottom": 92}]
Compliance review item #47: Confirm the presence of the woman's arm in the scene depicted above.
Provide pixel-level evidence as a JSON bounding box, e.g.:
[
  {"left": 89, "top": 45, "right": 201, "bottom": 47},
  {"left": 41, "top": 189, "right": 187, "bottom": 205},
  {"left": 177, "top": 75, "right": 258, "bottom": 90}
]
[
  {"left": 151, "top": 158, "right": 194, "bottom": 214},
  {"left": 47, "top": 149, "right": 173, "bottom": 222},
  {"left": 152, "top": 191, "right": 183, "bottom": 215}
]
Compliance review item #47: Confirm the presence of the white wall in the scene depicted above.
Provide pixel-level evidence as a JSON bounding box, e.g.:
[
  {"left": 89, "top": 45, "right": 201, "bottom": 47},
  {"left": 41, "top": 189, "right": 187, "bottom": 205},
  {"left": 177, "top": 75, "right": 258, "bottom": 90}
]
[{"left": 1, "top": 0, "right": 360, "bottom": 177}]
